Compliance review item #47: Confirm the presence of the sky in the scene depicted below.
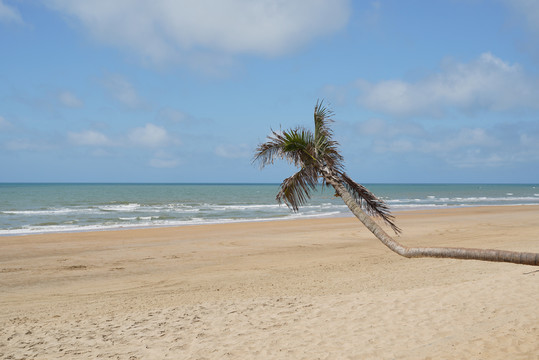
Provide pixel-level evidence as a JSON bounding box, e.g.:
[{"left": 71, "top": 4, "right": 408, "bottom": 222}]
[{"left": 1, "top": 0, "right": 539, "bottom": 183}]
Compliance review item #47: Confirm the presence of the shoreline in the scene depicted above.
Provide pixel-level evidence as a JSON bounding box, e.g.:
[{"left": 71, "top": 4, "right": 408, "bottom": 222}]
[
  {"left": 1, "top": 205, "right": 538, "bottom": 359},
  {"left": 3, "top": 203, "right": 539, "bottom": 237}
]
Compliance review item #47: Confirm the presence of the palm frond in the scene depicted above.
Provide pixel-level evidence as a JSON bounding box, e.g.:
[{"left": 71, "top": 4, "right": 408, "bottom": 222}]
[
  {"left": 253, "top": 127, "right": 316, "bottom": 169},
  {"left": 281, "top": 127, "right": 315, "bottom": 165},
  {"left": 253, "top": 129, "right": 284, "bottom": 168},
  {"left": 276, "top": 166, "right": 319, "bottom": 211},
  {"left": 254, "top": 100, "right": 399, "bottom": 233},
  {"left": 340, "top": 173, "right": 401, "bottom": 234},
  {"left": 314, "top": 99, "right": 335, "bottom": 143},
  {"left": 313, "top": 100, "right": 344, "bottom": 172},
  {"left": 319, "top": 140, "right": 344, "bottom": 171}
]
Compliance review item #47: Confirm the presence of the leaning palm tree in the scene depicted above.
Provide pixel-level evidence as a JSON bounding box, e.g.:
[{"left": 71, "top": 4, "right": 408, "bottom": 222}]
[{"left": 253, "top": 100, "right": 539, "bottom": 266}]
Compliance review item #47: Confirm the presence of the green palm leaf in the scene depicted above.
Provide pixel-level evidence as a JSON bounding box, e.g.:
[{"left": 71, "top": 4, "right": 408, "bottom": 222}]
[
  {"left": 254, "top": 100, "right": 539, "bottom": 265},
  {"left": 253, "top": 100, "right": 398, "bottom": 233}
]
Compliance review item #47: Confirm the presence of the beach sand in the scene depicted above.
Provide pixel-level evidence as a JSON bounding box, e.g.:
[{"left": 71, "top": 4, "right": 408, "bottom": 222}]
[{"left": 1, "top": 205, "right": 538, "bottom": 359}]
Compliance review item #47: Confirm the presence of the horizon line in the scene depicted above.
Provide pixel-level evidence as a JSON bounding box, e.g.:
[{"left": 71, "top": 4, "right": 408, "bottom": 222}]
[{"left": 1, "top": 182, "right": 538, "bottom": 185}]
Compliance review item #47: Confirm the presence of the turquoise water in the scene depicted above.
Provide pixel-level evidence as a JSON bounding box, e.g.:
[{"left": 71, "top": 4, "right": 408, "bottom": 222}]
[{"left": 1, "top": 183, "right": 538, "bottom": 235}]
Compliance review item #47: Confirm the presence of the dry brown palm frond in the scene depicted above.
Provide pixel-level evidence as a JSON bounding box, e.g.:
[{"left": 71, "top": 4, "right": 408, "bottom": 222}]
[
  {"left": 276, "top": 166, "right": 319, "bottom": 211},
  {"left": 340, "top": 173, "right": 401, "bottom": 234}
]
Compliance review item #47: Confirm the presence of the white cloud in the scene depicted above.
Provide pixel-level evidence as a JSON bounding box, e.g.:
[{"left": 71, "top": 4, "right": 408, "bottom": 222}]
[
  {"left": 0, "top": 0, "right": 23, "bottom": 24},
  {"left": 58, "top": 91, "right": 83, "bottom": 108},
  {"left": 356, "top": 53, "right": 539, "bottom": 117},
  {"left": 67, "top": 124, "right": 178, "bottom": 149},
  {"left": 102, "top": 74, "right": 146, "bottom": 109},
  {"left": 419, "top": 128, "right": 500, "bottom": 155},
  {"left": 46, "top": 0, "right": 350, "bottom": 66},
  {"left": 355, "top": 118, "right": 539, "bottom": 168},
  {"left": 68, "top": 130, "right": 113, "bottom": 146},
  {"left": 215, "top": 143, "right": 250, "bottom": 158},
  {"left": 371, "top": 126, "right": 500, "bottom": 156},
  {"left": 128, "top": 123, "right": 173, "bottom": 147}
]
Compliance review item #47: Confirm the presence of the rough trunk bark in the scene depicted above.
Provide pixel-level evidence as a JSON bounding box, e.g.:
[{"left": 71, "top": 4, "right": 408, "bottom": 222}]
[{"left": 329, "top": 179, "right": 539, "bottom": 266}]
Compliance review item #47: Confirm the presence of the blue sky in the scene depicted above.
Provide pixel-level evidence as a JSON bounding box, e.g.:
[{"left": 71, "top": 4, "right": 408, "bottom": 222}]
[{"left": 1, "top": 0, "right": 539, "bottom": 183}]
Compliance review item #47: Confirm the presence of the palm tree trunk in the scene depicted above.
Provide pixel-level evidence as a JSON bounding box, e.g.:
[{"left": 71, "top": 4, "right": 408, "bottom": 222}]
[{"left": 329, "top": 180, "right": 539, "bottom": 266}]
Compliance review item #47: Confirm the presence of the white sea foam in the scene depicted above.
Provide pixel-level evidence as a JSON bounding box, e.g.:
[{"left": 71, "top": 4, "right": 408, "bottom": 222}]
[
  {"left": 2, "top": 184, "right": 539, "bottom": 236},
  {"left": 2, "top": 208, "right": 96, "bottom": 216},
  {"left": 387, "top": 196, "right": 539, "bottom": 204},
  {"left": 99, "top": 203, "right": 140, "bottom": 211},
  {"left": 391, "top": 204, "right": 443, "bottom": 208}
]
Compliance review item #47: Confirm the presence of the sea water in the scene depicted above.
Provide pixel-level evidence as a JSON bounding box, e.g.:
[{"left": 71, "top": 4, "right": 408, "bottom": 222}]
[{"left": 1, "top": 183, "right": 538, "bottom": 235}]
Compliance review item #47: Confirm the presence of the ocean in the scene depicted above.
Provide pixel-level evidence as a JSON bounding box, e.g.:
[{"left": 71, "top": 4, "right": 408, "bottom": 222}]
[{"left": 1, "top": 183, "right": 539, "bottom": 236}]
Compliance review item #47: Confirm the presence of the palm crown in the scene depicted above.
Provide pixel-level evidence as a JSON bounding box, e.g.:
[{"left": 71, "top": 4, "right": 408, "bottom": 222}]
[{"left": 254, "top": 100, "right": 400, "bottom": 234}]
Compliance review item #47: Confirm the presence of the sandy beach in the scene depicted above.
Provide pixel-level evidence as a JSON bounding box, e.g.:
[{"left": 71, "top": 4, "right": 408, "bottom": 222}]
[{"left": 1, "top": 205, "right": 538, "bottom": 359}]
